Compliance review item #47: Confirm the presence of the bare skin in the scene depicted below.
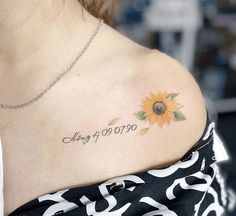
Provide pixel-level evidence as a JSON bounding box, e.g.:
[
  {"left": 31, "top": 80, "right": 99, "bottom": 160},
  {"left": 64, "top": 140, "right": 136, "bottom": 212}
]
[{"left": 0, "top": 1, "right": 207, "bottom": 214}]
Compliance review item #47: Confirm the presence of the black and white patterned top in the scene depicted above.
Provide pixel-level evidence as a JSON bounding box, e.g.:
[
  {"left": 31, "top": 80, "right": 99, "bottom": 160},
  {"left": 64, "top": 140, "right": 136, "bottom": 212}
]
[{"left": 7, "top": 113, "right": 234, "bottom": 216}]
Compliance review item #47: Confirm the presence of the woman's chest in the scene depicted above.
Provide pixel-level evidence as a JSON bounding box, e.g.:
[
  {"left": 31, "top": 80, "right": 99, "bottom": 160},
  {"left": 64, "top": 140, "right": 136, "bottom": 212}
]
[{"left": 0, "top": 81, "right": 158, "bottom": 214}]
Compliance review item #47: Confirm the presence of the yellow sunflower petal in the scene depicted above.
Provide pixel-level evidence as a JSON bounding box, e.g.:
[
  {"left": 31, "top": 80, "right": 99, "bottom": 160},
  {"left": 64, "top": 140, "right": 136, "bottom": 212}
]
[
  {"left": 137, "top": 127, "right": 150, "bottom": 136},
  {"left": 156, "top": 115, "right": 165, "bottom": 127},
  {"left": 165, "top": 100, "right": 178, "bottom": 112},
  {"left": 148, "top": 114, "right": 157, "bottom": 125},
  {"left": 165, "top": 112, "right": 174, "bottom": 123}
]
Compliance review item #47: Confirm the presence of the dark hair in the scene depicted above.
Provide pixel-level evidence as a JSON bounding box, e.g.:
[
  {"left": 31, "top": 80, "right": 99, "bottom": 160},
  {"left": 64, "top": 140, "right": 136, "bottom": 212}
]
[{"left": 78, "top": 0, "right": 116, "bottom": 26}]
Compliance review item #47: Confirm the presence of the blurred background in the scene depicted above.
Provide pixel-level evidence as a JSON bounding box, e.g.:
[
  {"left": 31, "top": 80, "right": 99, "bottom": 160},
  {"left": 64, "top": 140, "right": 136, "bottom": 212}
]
[{"left": 111, "top": 0, "right": 236, "bottom": 215}]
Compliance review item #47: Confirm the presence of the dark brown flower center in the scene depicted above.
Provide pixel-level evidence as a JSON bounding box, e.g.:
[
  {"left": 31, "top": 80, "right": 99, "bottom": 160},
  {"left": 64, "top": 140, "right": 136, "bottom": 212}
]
[{"left": 153, "top": 101, "right": 166, "bottom": 115}]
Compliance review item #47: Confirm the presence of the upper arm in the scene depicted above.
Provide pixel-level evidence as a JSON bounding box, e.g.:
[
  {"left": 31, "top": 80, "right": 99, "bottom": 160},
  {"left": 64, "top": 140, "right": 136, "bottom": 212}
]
[{"left": 129, "top": 49, "right": 207, "bottom": 165}]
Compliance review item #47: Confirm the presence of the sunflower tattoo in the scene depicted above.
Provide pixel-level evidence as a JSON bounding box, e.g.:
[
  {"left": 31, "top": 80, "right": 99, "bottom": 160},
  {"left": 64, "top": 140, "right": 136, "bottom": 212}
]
[{"left": 134, "top": 91, "right": 186, "bottom": 135}]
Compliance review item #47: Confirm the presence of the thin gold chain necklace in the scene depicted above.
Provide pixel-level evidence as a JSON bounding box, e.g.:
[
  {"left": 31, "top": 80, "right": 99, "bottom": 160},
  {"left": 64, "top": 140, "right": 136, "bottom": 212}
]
[{"left": 0, "top": 18, "right": 104, "bottom": 110}]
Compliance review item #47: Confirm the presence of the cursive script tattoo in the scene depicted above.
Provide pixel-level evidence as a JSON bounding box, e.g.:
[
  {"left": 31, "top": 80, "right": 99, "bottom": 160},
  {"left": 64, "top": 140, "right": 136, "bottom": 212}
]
[{"left": 62, "top": 123, "right": 137, "bottom": 144}]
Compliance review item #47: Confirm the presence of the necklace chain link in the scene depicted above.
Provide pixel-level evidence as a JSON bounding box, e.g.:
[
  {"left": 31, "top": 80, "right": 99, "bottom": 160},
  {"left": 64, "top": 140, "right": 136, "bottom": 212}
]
[{"left": 0, "top": 18, "right": 103, "bottom": 110}]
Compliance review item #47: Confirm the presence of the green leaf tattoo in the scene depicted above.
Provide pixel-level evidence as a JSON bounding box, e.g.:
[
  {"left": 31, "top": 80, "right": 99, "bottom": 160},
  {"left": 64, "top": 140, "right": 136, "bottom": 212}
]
[
  {"left": 134, "top": 111, "right": 147, "bottom": 120},
  {"left": 166, "top": 93, "right": 179, "bottom": 100},
  {"left": 173, "top": 111, "right": 186, "bottom": 121}
]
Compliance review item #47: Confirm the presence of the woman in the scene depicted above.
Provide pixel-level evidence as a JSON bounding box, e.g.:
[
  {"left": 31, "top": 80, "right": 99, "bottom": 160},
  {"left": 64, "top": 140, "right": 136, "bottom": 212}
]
[{"left": 0, "top": 0, "right": 231, "bottom": 215}]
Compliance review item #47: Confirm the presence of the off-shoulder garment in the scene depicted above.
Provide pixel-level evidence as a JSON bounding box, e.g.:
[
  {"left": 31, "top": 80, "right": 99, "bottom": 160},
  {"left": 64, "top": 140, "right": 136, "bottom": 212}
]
[{"left": 4, "top": 112, "right": 234, "bottom": 216}]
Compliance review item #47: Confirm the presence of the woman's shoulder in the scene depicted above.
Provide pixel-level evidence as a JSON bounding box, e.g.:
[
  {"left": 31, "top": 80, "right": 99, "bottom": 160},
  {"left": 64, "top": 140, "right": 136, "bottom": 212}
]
[
  {"left": 123, "top": 47, "right": 208, "bottom": 166},
  {"left": 97, "top": 22, "right": 207, "bottom": 165}
]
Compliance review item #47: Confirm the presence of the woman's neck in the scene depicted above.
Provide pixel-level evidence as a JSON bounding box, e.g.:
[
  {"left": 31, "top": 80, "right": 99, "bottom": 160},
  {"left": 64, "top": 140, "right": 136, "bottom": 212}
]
[
  {"left": 0, "top": 0, "right": 99, "bottom": 74},
  {"left": 0, "top": 0, "right": 104, "bottom": 103}
]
